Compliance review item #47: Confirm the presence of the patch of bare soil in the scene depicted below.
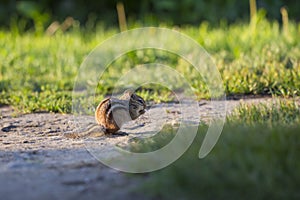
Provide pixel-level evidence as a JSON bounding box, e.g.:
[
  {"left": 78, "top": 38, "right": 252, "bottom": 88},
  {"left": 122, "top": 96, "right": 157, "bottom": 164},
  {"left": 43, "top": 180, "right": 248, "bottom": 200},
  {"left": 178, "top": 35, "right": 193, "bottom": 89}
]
[{"left": 0, "top": 97, "right": 277, "bottom": 200}]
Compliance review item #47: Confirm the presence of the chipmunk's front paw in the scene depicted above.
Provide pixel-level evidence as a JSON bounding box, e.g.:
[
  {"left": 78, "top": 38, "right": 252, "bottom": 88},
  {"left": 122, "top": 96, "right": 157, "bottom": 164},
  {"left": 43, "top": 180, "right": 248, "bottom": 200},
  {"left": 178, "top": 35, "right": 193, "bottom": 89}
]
[{"left": 108, "top": 131, "right": 128, "bottom": 137}]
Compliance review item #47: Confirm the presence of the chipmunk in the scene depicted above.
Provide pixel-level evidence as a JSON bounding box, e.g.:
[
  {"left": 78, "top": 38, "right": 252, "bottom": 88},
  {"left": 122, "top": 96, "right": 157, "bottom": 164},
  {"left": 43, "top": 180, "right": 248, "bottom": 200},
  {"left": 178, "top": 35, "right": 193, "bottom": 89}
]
[{"left": 64, "top": 90, "right": 146, "bottom": 139}]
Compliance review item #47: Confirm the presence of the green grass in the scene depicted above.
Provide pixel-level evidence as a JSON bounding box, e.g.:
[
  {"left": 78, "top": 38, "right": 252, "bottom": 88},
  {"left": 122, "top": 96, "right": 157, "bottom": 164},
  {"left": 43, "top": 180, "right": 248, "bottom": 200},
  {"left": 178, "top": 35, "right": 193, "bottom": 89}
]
[
  {"left": 142, "top": 124, "right": 300, "bottom": 200},
  {"left": 134, "top": 101, "right": 300, "bottom": 199},
  {"left": 228, "top": 98, "right": 300, "bottom": 125},
  {"left": 0, "top": 17, "right": 299, "bottom": 113}
]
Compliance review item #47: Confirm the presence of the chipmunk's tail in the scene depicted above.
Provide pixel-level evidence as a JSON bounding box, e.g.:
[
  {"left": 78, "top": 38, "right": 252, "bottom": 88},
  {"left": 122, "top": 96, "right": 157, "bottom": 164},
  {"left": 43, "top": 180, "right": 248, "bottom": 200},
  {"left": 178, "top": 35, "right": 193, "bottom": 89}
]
[{"left": 64, "top": 124, "right": 106, "bottom": 139}]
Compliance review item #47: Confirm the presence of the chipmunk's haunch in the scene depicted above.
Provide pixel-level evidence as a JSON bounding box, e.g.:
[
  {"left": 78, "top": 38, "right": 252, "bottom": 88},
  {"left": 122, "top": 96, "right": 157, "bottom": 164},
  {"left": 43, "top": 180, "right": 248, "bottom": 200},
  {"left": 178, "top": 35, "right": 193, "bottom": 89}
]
[
  {"left": 95, "top": 90, "right": 146, "bottom": 133},
  {"left": 64, "top": 90, "right": 146, "bottom": 138}
]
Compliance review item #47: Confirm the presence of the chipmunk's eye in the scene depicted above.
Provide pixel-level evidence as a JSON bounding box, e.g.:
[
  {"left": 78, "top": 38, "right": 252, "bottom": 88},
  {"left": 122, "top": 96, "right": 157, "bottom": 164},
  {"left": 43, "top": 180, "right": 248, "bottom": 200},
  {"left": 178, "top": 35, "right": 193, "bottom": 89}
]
[
  {"left": 132, "top": 105, "right": 137, "bottom": 110},
  {"left": 137, "top": 99, "right": 144, "bottom": 104}
]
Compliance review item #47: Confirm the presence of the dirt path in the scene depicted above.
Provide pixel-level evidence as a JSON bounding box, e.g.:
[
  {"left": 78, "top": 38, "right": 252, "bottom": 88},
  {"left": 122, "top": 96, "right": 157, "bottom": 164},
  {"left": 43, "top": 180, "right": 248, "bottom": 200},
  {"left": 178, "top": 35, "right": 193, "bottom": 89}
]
[{"left": 0, "top": 97, "right": 276, "bottom": 200}]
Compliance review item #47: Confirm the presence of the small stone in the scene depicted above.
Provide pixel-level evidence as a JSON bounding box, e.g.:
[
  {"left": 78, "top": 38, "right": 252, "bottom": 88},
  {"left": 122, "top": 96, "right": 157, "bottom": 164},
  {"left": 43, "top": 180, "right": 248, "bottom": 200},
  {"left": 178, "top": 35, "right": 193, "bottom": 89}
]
[
  {"left": 1, "top": 125, "right": 17, "bottom": 132},
  {"left": 3, "top": 142, "right": 11, "bottom": 145},
  {"left": 23, "top": 140, "right": 35, "bottom": 144}
]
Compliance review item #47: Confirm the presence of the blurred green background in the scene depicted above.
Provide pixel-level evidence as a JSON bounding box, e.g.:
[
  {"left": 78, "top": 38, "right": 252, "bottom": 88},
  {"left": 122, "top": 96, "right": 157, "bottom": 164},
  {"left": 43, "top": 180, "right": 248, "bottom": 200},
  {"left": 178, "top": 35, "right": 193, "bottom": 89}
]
[{"left": 0, "top": 0, "right": 299, "bottom": 30}]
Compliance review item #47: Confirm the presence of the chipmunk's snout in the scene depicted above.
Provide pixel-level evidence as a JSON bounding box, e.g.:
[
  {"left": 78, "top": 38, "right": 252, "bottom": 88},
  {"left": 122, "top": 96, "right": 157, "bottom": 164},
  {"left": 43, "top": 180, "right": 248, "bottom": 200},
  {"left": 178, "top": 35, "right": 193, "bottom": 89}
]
[{"left": 139, "top": 109, "right": 146, "bottom": 114}]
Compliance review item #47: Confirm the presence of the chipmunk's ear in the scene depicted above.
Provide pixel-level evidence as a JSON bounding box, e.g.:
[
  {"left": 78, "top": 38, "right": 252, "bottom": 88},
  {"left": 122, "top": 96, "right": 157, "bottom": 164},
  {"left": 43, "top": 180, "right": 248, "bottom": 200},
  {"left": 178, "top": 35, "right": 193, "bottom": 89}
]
[
  {"left": 124, "top": 89, "right": 134, "bottom": 96},
  {"left": 120, "top": 89, "right": 134, "bottom": 100}
]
